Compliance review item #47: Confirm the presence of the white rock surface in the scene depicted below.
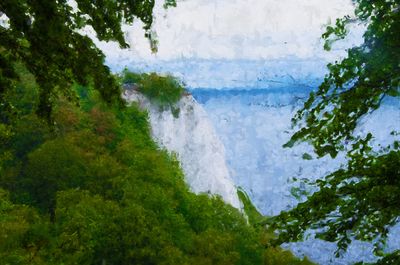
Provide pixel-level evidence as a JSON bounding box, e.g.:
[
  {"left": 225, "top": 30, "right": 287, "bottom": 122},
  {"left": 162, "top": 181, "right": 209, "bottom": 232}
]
[{"left": 123, "top": 89, "right": 241, "bottom": 209}]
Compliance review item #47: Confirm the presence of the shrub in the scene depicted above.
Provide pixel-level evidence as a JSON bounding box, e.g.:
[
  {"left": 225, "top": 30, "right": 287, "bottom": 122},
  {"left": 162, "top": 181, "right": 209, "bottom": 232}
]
[{"left": 122, "top": 70, "right": 185, "bottom": 111}]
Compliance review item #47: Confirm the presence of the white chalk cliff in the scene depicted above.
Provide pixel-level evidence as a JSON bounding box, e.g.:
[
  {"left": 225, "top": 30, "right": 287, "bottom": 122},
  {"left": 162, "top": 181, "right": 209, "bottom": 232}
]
[{"left": 123, "top": 89, "right": 241, "bottom": 209}]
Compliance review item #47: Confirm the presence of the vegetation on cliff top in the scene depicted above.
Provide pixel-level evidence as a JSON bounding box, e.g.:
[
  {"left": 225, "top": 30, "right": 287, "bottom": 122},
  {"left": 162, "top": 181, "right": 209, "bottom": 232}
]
[{"left": 121, "top": 70, "right": 185, "bottom": 113}]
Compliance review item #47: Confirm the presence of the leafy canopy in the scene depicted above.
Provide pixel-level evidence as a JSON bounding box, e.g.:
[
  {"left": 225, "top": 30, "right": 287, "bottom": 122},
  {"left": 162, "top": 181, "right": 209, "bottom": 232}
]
[
  {"left": 272, "top": 0, "right": 400, "bottom": 262},
  {"left": 0, "top": 0, "right": 175, "bottom": 120}
]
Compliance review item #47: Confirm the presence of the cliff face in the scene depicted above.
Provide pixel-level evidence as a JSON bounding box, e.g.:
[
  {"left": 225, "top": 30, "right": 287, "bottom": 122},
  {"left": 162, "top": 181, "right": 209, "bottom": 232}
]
[{"left": 123, "top": 90, "right": 241, "bottom": 209}]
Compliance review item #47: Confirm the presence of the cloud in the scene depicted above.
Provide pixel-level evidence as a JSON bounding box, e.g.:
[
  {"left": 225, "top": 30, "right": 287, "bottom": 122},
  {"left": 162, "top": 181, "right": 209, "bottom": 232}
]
[
  {"left": 99, "top": 0, "right": 362, "bottom": 62},
  {"left": 92, "top": 0, "right": 364, "bottom": 87}
]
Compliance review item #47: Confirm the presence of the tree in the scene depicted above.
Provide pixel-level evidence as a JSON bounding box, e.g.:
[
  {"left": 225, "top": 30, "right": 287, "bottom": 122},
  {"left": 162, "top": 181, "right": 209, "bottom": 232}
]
[
  {"left": 271, "top": 0, "right": 400, "bottom": 262},
  {"left": 0, "top": 0, "right": 176, "bottom": 121}
]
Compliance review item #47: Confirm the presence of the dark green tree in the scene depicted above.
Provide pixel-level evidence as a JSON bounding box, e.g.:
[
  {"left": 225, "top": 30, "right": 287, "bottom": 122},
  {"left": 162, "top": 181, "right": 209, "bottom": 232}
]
[
  {"left": 0, "top": 0, "right": 175, "bottom": 121},
  {"left": 271, "top": 0, "right": 400, "bottom": 262}
]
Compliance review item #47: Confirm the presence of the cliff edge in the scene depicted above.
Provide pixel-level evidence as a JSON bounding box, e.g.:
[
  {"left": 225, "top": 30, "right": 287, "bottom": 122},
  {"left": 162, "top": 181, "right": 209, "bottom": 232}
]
[{"left": 123, "top": 89, "right": 241, "bottom": 209}]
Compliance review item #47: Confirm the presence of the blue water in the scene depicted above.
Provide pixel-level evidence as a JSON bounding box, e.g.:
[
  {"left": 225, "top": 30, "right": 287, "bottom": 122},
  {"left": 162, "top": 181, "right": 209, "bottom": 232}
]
[{"left": 191, "top": 88, "right": 400, "bottom": 265}]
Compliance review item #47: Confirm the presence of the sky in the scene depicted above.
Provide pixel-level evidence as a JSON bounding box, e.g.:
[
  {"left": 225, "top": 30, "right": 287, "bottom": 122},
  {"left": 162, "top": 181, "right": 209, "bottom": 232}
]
[
  {"left": 99, "top": 0, "right": 362, "bottom": 60},
  {"left": 2, "top": 0, "right": 365, "bottom": 87},
  {"left": 92, "top": 0, "right": 365, "bottom": 87}
]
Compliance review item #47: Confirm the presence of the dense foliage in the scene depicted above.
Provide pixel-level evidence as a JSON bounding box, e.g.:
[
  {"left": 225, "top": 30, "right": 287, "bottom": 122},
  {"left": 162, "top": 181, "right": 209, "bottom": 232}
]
[
  {"left": 0, "top": 60, "right": 315, "bottom": 264},
  {"left": 122, "top": 70, "right": 185, "bottom": 113},
  {"left": 272, "top": 0, "right": 400, "bottom": 262},
  {"left": 0, "top": 0, "right": 176, "bottom": 121}
]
